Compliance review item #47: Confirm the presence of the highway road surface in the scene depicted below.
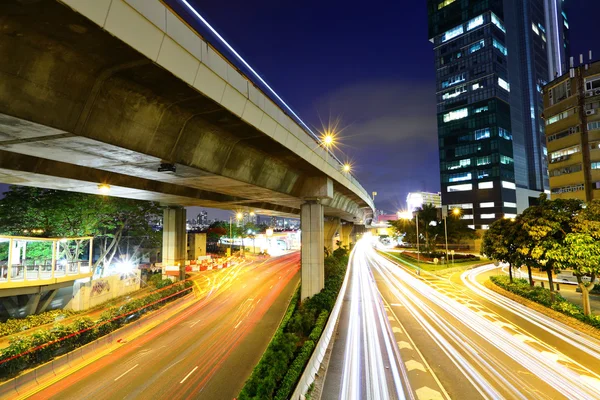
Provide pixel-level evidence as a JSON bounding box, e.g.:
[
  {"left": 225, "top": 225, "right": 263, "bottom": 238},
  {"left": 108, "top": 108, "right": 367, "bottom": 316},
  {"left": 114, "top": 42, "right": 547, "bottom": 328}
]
[
  {"left": 322, "top": 239, "right": 600, "bottom": 400},
  {"left": 17, "top": 253, "right": 299, "bottom": 400}
]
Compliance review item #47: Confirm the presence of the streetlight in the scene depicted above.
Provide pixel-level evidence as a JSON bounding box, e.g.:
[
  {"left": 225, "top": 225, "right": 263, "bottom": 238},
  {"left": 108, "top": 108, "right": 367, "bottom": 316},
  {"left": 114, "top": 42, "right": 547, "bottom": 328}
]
[
  {"left": 343, "top": 163, "right": 351, "bottom": 173},
  {"left": 399, "top": 210, "right": 420, "bottom": 269},
  {"left": 230, "top": 212, "right": 244, "bottom": 256},
  {"left": 445, "top": 208, "right": 461, "bottom": 265},
  {"left": 98, "top": 184, "right": 110, "bottom": 194}
]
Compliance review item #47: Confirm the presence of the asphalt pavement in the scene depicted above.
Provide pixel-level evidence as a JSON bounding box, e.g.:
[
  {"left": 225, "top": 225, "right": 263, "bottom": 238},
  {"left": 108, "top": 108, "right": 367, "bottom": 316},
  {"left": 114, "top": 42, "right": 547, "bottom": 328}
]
[{"left": 16, "top": 253, "right": 300, "bottom": 400}]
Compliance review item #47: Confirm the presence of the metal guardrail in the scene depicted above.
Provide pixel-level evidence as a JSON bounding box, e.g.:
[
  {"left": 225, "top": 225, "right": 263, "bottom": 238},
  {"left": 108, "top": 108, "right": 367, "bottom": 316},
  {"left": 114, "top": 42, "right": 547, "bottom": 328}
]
[{"left": 290, "top": 245, "right": 356, "bottom": 399}]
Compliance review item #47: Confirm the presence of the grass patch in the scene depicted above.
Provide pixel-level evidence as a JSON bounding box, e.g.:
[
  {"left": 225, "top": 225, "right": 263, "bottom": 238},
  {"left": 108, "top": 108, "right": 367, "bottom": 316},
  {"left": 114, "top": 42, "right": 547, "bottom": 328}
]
[
  {"left": 239, "top": 247, "right": 349, "bottom": 400},
  {"left": 379, "top": 250, "right": 487, "bottom": 272}
]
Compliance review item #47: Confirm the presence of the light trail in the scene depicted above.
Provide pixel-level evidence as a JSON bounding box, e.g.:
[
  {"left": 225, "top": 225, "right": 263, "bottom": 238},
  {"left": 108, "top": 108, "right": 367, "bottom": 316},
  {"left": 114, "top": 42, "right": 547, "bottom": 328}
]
[
  {"left": 368, "top": 244, "right": 600, "bottom": 399},
  {"left": 462, "top": 264, "right": 600, "bottom": 360},
  {"left": 339, "top": 240, "right": 411, "bottom": 400}
]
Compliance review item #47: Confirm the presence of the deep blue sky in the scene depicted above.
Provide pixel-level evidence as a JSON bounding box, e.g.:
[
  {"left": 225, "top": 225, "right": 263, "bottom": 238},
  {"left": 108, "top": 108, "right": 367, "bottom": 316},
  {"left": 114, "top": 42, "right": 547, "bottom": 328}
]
[
  {"left": 177, "top": 0, "right": 600, "bottom": 217},
  {"left": 2, "top": 1, "right": 599, "bottom": 220}
]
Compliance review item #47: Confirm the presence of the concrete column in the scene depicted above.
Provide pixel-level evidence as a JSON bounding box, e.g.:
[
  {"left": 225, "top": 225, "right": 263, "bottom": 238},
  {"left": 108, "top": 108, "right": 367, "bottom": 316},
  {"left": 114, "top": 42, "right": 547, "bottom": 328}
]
[
  {"left": 24, "top": 293, "right": 41, "bottom": 316},
  {"left": 324, "top": 217, "right": 341, "bottom": 253},
  {"left": 301, "top": 200, "right": 324, "bottom": 301},
  {"left": 162, "top": 207, "right": 187, "bottom": 280},
  {"left": 341, "top": 223, "right": 354, "bottom": 248},
  {"left": 37, "top": 289, "right": 58, "bottom": 314}
]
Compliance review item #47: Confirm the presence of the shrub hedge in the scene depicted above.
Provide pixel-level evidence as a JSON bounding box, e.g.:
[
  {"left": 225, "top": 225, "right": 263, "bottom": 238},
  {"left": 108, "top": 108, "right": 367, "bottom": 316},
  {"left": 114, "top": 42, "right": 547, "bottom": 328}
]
[
  {"left": 239, "top": 248, "right": 349, "bottom": 400},
  {"left": 0, "top": 309, "right": 79, "bottom": 338},
  {"left": 0, "top": 279, "right": 193, "bottom": 379},
  {"left": 490, "top": 275, "right": 600, "bottom": 329}
]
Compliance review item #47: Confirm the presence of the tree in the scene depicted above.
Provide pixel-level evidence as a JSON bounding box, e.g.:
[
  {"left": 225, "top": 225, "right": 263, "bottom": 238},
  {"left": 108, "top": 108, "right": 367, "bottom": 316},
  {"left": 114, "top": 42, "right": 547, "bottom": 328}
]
[
  {"left": 482, "top": 218, "right": 518, "bottom": 282},
  {"left": 0, "top": 186, "right": 161, "bottom": 275},
  {"left": 518, "top": 195, "right": 583, "bottom": 297},
  {"left": 547, "top": 200, "right": 600, "bottom": 315}
]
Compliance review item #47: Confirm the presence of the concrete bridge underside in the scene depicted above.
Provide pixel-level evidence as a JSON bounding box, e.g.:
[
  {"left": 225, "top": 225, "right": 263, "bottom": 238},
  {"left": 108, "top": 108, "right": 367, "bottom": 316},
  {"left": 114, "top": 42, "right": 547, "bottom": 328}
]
[{"left": 0, "top": 0, "right": 373, "bottom": 300}]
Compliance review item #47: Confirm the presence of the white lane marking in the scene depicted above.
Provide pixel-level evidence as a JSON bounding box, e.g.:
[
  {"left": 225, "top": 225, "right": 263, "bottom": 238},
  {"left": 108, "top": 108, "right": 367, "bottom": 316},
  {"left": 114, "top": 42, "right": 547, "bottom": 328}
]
[
  {"left": 234, "top": 320, "right": 242, "bottom": 329},
  {"left": 390, "top": 303, "right": 403, "bottom": 307},
  {"left": 114, "top": 364, "right": 139, "bottom": 381},
  {"left": 190, "top": 320, "right": 202, "bottom": 328},
  {"left": 397, "top": 341, "right": 413, "bottom": 350},
  {"left": 257, "top": 299, "right": 261, "bottom": 304},
  {"left": 392, "top": 327, "right": 402, "bottom": 333},
  {"left": 405, "top": 359, "right": 427, "bottom": 372},
  {"left": 180, "top": 366, "right": 199, "bottom": 384},
  {"left": 416, "top": 386, "right": 444, "bottom": 400},
  {"left": 269, "top": 285, "right": 273, "bottom": 289}
]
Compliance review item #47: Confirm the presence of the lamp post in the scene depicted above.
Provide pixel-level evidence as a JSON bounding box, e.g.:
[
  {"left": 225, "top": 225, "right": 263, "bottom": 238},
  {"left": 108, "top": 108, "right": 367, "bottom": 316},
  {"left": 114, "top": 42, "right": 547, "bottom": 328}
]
[
  {"left": 230, "top": 212, "right": 243, "bottom": 256},
  {"left": 399, "top": 210, "right": 420, "bottom": 270}
]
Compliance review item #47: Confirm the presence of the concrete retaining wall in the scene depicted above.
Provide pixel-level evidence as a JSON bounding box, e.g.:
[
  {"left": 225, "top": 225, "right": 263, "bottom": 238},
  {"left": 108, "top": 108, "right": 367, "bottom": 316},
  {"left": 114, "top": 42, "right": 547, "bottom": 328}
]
[{"left": 70, "top": 272, "right": 141, "bottom": 312}]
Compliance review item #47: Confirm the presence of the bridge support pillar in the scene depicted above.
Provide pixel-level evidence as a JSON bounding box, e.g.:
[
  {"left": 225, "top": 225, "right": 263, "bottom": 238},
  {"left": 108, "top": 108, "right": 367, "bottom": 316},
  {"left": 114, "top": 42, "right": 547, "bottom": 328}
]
[
  {"left": 324, "top": 217, "right": 341, "bottom": 254},
  {"left": 341, "top": 222, "right": 354, "bottom": 249},
  {"left": 301, "top": 200, "right": 325, "bottom": 301},
  {"left": 162, "top": 207, "right": 187, "bottom": 281}
]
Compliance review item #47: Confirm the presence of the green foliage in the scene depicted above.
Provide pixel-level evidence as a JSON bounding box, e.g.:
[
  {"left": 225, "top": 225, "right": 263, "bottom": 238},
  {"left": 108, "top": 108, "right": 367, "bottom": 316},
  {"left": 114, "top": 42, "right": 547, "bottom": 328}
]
[
  {"left": 0, "top": 309, "right": 78, "bottom": 338},
  {"left": 0, "top": 279, "right": 192, "bottom": 378},
  {"left": 0, "top": 186, "right": 162, "bottom": 271},
  {"left": 239, "top": 251, "right": 349, "bottom": 400}
]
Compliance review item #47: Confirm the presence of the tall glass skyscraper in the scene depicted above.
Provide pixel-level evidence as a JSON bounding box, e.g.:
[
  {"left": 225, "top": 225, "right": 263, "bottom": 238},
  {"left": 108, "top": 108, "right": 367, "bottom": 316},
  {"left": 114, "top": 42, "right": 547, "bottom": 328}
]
[{"left": 428, "top": 0, "right": 569, "bottom": 229}]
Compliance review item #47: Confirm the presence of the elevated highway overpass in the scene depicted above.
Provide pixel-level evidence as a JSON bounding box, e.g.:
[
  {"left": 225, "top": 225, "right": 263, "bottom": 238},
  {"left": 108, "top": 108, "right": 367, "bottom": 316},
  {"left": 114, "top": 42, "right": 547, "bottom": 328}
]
[{"left": 0, "top": 0, "right": 374, "bottom": 299}]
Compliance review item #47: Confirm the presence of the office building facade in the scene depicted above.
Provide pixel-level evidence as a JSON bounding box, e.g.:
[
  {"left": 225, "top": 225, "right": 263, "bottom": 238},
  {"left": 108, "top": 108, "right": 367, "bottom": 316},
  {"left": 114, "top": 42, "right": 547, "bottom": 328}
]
[
  {"left": 543, "top": 60, "right": 600, "bottom": 201},
  {"left": 406, "top": 191, "right": 442, "bottom": 212},
  {"left": 428, "top": 0, "right": 568, "bottom": 228}
]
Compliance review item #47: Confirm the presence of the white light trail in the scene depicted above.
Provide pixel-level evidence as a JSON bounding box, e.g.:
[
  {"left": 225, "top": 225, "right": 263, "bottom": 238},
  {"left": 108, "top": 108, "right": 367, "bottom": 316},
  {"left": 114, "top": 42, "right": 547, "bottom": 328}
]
[
  {"left": 369, "top": 246, "right": 600, "bottom": 399},
  {"left": 339, "top": 240, "right": 410, "bottom": 400}
]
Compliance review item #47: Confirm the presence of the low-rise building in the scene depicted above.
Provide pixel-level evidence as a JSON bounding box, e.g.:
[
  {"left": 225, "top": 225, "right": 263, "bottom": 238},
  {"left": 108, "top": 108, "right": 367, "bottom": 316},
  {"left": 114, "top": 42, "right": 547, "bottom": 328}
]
[{"left": 543, "top": 59, "right": 600, "bottom": 201}]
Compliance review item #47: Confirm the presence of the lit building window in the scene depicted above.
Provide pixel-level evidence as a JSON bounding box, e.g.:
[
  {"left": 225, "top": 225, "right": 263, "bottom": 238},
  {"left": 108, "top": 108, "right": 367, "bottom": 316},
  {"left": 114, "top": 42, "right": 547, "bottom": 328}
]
[
  {"left": 550, "top": 145, "right": 580, "bottom": 162},
  {"left": 447, "top": 183, "right": 473, "bottom": 192},
  {"left": 546, "top": 109, "right": 573, "bottom": 125},
  {"left": 475, "top": 128, "right": 490, "bottom": 140},
  {"left": 443, "top": 108, "right": 469, "bottom": 122},
  {"left": 592, "top": 162, "right": 600, "bottom": 170},
  {"left": 493, "top": 39, "right": 508, "bottom": 56},
  {"left": 449, "top": 172, "right": 472, "bottom": 183},
  {"left": 480, "top": 202, "right": 494, "bottom": 208},
  {"left": 472, "top": 83, "right": 481, "bottom": 90},
  {"left": 481, "top": 225, "right": 490, "bottom": 230},
  {"left": 588, "top": 121, "right": 600, "bottom": 131},
  {"left": 481, "top": 213, "right": 496, "bottom": 219},
  {"left": 477, "top": 156, "right": 491, "bottom": 166},
  {"left": 467, "top": 15, "right": 484, "bottom": 31},
  {"left": 504, "top": 202, "right": 517, "bottom": 208},
  {"left": 442, "top": 25, "right": 464, "bottom": 42},
  {"left": 532, "top": 22, "right": 539, "bottom": 35},
  {"left": 438, "top": 0, "right": 456, "bottom": 10},
  {"left": 442, "top": 85, "right": 467, "bottom": 100},
  {"left": 502, "top": 181, "right": 516, "bottom": 189},
  {"left": 478, "top": 181, "right": 493, "bottom": 189},
  {"left": 469, "top": 40, "right": 485, "bottom": 54},
  {"left": 491, "top": 13, "right": 506, "bottom": 33},
  {"left": 552, "top": 184, "right": 584, "bottom": 195},
  {"left": 447, "top": 158, "right": 471, "bottom": 170},
  {"left": 442, "top": 73, "right": 466, "bottom": 89},
  {"left": 499, "top": 128, "right": 512, "bottom": 140},
  {"left": 461, "top": 214, "right": 474, "bottom": 220},
  {"left": 478, "top": 170, "right": 490, "bottom": 179},
  {"left": 468, "top": 225, "right": 475, "bottom": 229},
  {"left": 498, "top": 77, "right": 510, "bottom": 92},
  {"left": 500, "top": 155, "right": 514, "bottom": 165},
  {"left": 504, "top": 213, "right": 517, "bottom": 219},
  {"left": 474, "top": 106, "right": 489, "bottom": 113},
  {"left": 537, "top": 23, "right": 546, "bottom": 33}
]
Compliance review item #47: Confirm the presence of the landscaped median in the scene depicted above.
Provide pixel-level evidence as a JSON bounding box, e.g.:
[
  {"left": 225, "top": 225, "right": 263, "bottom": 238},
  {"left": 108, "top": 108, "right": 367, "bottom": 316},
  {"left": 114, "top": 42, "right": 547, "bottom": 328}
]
[
  {"left": 0, "top": 278, "right": 193, "bottom": 379},
  {"left": 488, "top": 276, "right": 600, "bottom": 337},
  {"left": 238, "top": 248, "right": 349, "bottom": 400},
  {"left": 378, "top": 249, "right": 487, "bottom": 273}
]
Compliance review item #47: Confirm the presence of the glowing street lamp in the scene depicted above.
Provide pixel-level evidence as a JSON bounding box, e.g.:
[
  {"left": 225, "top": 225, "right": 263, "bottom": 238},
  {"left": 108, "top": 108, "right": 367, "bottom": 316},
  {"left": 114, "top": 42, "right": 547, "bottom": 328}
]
[
  {"left": 98, "top": 184, "right": 111, "bottom": 194},
  {"left": 342, "top": 163, "right": 351, "bottom": 173},
  {"left": 322, "top": 133, "right": 335, "bottom": 147},
  {"left": 399, "top": 210, "right": 420, "bottom": 268}
]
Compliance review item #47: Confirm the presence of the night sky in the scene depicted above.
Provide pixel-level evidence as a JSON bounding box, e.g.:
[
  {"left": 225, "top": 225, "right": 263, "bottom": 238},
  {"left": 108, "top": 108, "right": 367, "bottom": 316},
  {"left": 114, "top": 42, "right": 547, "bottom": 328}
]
[
  {"left": 177, "top": 0, "right": 600, "bottom": 218},
  {"left": 2, "top": 1, "right": 600, "bottom": 220}
]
